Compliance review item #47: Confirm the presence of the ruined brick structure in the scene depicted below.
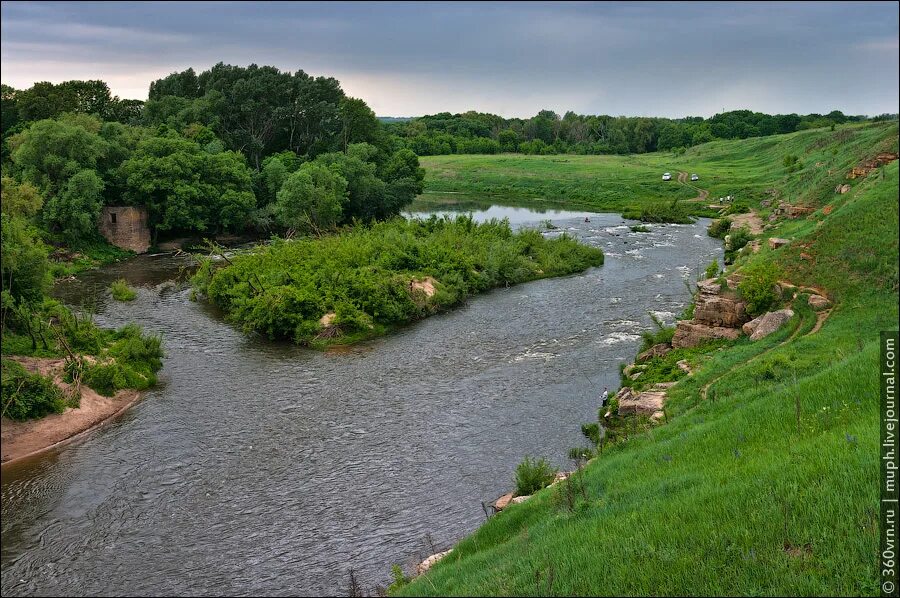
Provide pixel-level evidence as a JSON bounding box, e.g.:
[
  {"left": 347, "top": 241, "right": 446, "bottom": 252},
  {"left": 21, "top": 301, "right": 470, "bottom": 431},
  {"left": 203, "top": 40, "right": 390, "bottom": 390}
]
[{"left": 99, "top": 206, "right": 151, "bottom": 253}]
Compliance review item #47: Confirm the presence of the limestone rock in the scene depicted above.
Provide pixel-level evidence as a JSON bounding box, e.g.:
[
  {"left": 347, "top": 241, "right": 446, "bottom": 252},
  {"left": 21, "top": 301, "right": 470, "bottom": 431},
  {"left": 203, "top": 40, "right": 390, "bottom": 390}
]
[
  {"left": 835, "top": 184, "right": 851, "bottom": 194},
  {"left": 493, "top": 492, "right": 514, "bottom": 512},
  {"left": 672, "top": 321, "right": 742, "bottom": 348},
  {"left": 417, "top": 550, "right": 453, "bottom": 576},
  {"left": 618, "top": 389, "right": 666, "bottom": 417},
  {"left": 676, "top": 359, "right": 692, "bottom": 374},
  {"left": 636, "top": 343, "right": 670, "bottom": 362},
  {"left": 808, "top": 294, "right": 831, "bottom": 310},
  {"left": 768, "top": 237, "right": 790, "bottom": 250},
  {"left": 745, "top": 309, "right": 795, "bottom": 341},
  {"left": 691, "top": 278, "right": 749, "bottom": 328}
]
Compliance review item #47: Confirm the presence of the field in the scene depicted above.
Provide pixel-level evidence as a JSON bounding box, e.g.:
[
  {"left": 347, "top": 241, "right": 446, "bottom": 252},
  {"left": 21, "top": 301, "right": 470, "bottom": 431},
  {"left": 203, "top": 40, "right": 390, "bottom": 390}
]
[
  {"left": 395, "top": 122, "right": 899, "bottom": 596},
  {"left": 420, "top": 122, "right": 897, "bottom": 216}
]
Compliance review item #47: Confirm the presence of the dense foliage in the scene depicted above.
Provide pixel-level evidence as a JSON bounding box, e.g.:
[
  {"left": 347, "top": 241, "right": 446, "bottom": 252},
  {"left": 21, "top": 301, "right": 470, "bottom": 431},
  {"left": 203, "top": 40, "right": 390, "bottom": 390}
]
[
  {"left": 192, "top": 216, "right": 604, "bottom": 346},
  {"left": 2, "top": 64, "right": 425, "bottom": 249},
  {"left": 386, "top": 108, "right": 896, "bottom": 156},
  {"left": 514, "top": 456, "right": 558, "bottom": 497},
  {"left": 1, "top": 359, "right": 67, "bottom": 421}
]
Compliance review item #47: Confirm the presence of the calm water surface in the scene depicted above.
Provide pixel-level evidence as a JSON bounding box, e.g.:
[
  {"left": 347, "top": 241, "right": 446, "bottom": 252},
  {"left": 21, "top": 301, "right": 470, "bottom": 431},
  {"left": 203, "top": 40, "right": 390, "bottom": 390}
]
[{"left": 1, "top": 207, "right": 721, "bottom": 596}]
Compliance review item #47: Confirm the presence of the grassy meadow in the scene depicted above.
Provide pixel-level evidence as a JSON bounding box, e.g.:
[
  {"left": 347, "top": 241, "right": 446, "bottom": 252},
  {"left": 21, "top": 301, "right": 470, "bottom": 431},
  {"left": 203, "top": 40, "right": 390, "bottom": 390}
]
[
  {"left": 393, "top": 122, "right": 899, "bottom": 596},
  {"left": 420, "top": 122, "right": 898, "bottom": 217}
]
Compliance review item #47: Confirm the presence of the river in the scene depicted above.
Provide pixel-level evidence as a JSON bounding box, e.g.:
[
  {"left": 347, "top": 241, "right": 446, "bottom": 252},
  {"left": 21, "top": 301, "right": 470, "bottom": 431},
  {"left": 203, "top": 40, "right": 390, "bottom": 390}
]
[{"left": 1, "top": 205, "right": 722, "bottom": 596}]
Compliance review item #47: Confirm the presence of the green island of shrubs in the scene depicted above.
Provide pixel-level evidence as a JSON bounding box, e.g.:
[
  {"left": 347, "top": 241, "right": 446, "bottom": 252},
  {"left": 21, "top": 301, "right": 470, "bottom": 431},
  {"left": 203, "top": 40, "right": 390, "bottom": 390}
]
[{"left": 191, "top": 215, "right": 604, "bottom": 347}]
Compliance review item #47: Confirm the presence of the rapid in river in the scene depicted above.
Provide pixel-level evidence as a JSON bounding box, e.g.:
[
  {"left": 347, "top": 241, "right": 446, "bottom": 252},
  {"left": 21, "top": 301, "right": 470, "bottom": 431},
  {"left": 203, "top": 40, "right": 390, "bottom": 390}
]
[{"left": 1, "top": 204, "right": 722, "bottom": 596}]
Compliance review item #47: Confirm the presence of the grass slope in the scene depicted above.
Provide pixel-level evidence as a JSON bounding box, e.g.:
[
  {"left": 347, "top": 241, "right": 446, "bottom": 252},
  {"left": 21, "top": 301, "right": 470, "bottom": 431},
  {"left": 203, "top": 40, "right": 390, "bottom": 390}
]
[
  {"left": 397, "top": 123, "right": 898, "bottom": 596},
  {"left": 420, "top": 122, "right": 897, "bottom": 217}
]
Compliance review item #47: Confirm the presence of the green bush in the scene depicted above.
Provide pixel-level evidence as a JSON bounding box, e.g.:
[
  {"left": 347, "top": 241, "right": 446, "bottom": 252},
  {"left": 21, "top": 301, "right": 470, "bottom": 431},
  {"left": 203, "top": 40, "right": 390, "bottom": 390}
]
[
  {"left": 724, "top": 226, "right": 754, "bottom": 264},
  {"left": 514, "top": 456, "right": 558, "bottom": 497},
  {"left": 110, "top": 279, "right": 137, "bottom": 301},
  {"left": 704, "top": 259, "right": 720, "bottom": 280},
  {"left": 622, "top": 201, "right": 693, "bottom": 224},
  {"left": 1, "top": 359, "right": 66, "bottom": 420},
  {"left": 738, "top": 261, "right": 783, "bottom": 316},
  {"left": 193, "top": 216, "right": 604, "bottom": 346},
  {"left": 707, "top": 218, "right": 731, "bottom": 239},
  {"left": 639, "top": 312, "right": 675, "bottom": 351},
  {"left": 629, "top": 224, "right": 651, "bottom": 233}
]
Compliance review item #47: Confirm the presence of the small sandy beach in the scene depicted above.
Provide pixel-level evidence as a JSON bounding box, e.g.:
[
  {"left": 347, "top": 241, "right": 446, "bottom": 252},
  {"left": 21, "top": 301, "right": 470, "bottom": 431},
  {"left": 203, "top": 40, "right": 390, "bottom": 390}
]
[{"left": 1, "top": 357, "right": 141, "bottom": 465}]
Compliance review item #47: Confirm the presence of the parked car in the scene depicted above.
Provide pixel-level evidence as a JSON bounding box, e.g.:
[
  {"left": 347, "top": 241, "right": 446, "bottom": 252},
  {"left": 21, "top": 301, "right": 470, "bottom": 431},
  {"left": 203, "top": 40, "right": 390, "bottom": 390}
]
[
  {"left": 691, "top": 174, "right": 699, "bottom": 181},
  {"left": 662, "top": 172, "right": 672, "bottom": 181}
]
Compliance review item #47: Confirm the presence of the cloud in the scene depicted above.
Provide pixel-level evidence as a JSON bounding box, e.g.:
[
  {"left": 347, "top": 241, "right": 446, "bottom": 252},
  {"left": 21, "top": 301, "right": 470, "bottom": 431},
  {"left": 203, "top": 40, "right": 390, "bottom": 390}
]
[{"left": 1, "top": 1, "right": 897, "bottom": 117}]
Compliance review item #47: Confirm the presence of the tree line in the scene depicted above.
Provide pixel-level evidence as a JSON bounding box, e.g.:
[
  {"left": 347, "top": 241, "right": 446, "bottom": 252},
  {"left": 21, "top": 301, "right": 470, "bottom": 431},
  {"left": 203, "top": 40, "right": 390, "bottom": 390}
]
[
  {"left": 383, "top": 108, "right": 898, "bottom": 156},
  {"left": 1, "top": 64, "right": 425, "bottom": 252}
]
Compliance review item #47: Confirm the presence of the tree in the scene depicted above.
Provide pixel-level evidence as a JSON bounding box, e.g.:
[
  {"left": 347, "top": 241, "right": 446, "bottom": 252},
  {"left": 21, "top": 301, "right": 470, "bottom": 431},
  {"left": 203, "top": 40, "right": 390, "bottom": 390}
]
[
  {"left": 1, "top": 177, "right": 51, "bottom": 306},
  {"left": 43, "top": 169, "right": 104, "bottom": 244},
  {"left": 8, "top": 116, "right": 109, "bottom": 194},
  {"left": 118, "top": 135, "right": 256, "bottom": 239},
  {"left": 273, "top": 163, "right": 347, "bottom": 233},
  {"left": 339, "top": 97, "right": 380, "bottom": 152}
]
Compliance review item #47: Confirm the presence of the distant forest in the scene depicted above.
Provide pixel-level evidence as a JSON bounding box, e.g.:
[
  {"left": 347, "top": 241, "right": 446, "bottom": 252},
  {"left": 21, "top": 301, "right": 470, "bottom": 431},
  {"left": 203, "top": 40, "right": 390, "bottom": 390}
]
[
  {"left": 384, "top": 108, "right": 899, "bottom": 156},
  {"left": 1, "top": 62, "right": 897, "bottom": 255}
]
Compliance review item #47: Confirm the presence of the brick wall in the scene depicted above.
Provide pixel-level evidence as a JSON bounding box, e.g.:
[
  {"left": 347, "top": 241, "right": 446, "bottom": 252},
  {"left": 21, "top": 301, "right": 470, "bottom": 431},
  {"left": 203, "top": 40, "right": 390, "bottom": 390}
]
[{"left": 99, "top": 206, "right": 151, "bottom": 253}]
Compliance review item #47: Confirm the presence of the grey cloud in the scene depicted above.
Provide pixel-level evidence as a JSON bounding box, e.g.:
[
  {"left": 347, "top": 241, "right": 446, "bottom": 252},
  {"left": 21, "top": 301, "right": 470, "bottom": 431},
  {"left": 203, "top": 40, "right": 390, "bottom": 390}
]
[{"left": 1, "top": 1, "right": 897, "bottom": 117}]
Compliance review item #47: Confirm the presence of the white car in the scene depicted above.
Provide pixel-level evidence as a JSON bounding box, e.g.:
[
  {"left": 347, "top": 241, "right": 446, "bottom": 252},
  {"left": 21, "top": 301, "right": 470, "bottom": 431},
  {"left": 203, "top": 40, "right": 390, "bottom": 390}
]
[
  {"left": 691, "top": 174, "right": 699, "bottom": 181},
  {"left": 662, "top": 172, "right": 672, "bottom": 181}
]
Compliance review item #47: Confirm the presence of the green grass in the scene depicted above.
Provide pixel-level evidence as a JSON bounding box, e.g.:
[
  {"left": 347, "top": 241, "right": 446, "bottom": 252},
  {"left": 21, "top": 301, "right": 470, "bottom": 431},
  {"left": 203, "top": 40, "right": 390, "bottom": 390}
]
[
  {"left": 48, "top": 239, "right": 133, "bottom": 279},
  {"left": 110, "top": 278, "right": 137, "bottom": 301},
  {"left": 395, "top": 123, "right": 898, "bottom": 596},
  {"left": 192, "top": 215, "right": 604, "bottom": 347},
  {"left": 419, "top": 122, "right": 897, "bottom": 220}
]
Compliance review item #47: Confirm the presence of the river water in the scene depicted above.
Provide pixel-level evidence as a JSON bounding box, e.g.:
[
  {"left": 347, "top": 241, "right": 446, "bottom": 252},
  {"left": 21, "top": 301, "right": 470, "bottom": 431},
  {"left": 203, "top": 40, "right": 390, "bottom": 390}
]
[{"left": 1, "top": 206, "right": 721, "bottom": 596}]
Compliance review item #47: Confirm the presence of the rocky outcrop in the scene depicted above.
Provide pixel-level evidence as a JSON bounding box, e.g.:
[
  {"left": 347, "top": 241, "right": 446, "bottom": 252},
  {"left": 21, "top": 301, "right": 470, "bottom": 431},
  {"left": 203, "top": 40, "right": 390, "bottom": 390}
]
[
  {"left": 773, "top": 202, "right": 814, "bottom": 219},
  {"left": 637, "top": 343, "right": 670, "bottom": 362},
  {"left": 417, "top": 550, "right": 452, "bottom": 575},
  {"left": 673, "top": 321, "right": 742, "bottom": 347},
  {"left": 676, "top": 359, "right": 692, "bottom": 374},
  {"left": 768, "top": 237, "right": 790, "bottom": 250},
  {"left": 847, "top": 152, "right": 898, "bottom": 179},
  {"left": 672, "top": 277, "right": 748, "bottom": 348},
  {"left": 692, "top": 279, "right": 749, "bottom": 328},
  {"left": 808, "top": 294, "right": 831, "bottom": 311},
  {"left": 617, "top": 385, "right": 667, "bottom": 419},
  {"left": 742, "top": 309, "right": 794, "bottom": 341}
]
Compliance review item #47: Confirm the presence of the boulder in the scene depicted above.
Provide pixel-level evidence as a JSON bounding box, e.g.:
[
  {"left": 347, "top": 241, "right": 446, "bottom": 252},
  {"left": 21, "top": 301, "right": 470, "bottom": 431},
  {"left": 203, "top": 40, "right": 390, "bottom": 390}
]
[
  {"left": 676, "top": 359, "right": 692, "bottom": 374},
  {"left": 511, "top": 495, "right": 530, "bottom": 505},
  {"left": 837, "top": 184, "right": 851, "bottom": 194},
  {"left": 672, "top": 321, "right": 742, "bottom": 348},
  {"left": 808, "top": 294, "right": 831, "bottom": 310},
  {"left": 768, "top": 237, "right": 790, "bottom": 250},
  {"left": 618, "top": 389, "right": 666, "bottom": 417},
  {"left": 691, "top": 278, "right": 750, "bottom": 328},
  {"left": 636, "top": 343, "right": 670, "bottom": 362},
  {"left": 744, "top": 309, "right": 795, "bottom": 341},
  {"left": 417, "top": 550, "right": 453, "bottom": 576},
  {"left": 493, "top": 492, "right": 514, "bottom": 512}
]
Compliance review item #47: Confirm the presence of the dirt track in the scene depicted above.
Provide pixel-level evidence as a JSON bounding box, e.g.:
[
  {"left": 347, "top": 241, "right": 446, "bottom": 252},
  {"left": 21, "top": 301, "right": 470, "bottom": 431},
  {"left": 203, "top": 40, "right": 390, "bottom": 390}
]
[{"left": 677, "top": 171, "right": 710, "bottom": 202}]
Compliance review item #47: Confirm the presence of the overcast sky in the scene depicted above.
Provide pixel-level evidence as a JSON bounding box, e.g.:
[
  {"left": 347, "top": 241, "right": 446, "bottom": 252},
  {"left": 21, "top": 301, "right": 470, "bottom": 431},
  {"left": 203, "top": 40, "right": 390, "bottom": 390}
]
[{"left": 1, "top": 1, "right": 898, "bottom": 118}]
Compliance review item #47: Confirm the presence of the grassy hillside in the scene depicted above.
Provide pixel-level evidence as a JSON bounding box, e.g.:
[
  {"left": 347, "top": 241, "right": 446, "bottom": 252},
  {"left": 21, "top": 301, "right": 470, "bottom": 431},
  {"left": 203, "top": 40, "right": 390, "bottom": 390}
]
[
  {"left": 396, "top": 122, "right": 899, "bottom": 596},
  {"left": 420, "top": 122, "right": 897, "bottom": 216}
]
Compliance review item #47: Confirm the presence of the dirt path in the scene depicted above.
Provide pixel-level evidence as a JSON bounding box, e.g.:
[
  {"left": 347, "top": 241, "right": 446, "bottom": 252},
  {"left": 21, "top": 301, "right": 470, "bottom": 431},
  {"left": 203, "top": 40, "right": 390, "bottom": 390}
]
[
  {"left": 699, "top": 306, "right": 833, "bottom": 401},
  {"left": 730, "top": 211, "right": 764, "bottom": 234},
  {"left": 677, "top": 171, "right": 710, "bottom": 202},
  {"left": 1, "top": 357, "right": 142, "bottom": 466}
]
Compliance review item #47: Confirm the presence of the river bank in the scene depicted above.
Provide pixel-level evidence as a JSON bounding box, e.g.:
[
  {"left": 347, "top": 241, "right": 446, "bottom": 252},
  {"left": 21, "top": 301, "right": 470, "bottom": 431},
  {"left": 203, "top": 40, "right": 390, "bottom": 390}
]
[
  {"left": 1, "top": 209, "right": 723, "bottom": 596},
  {"left": 1, "top": 357, "right": 142, "bottom": 466}
]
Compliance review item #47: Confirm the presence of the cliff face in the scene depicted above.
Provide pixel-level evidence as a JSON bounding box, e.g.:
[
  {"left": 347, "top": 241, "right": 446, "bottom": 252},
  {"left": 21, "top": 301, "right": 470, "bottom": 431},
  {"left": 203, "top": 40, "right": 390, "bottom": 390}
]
[{"left": 672, "top": 277, "right": 749, "bottom": 348}]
